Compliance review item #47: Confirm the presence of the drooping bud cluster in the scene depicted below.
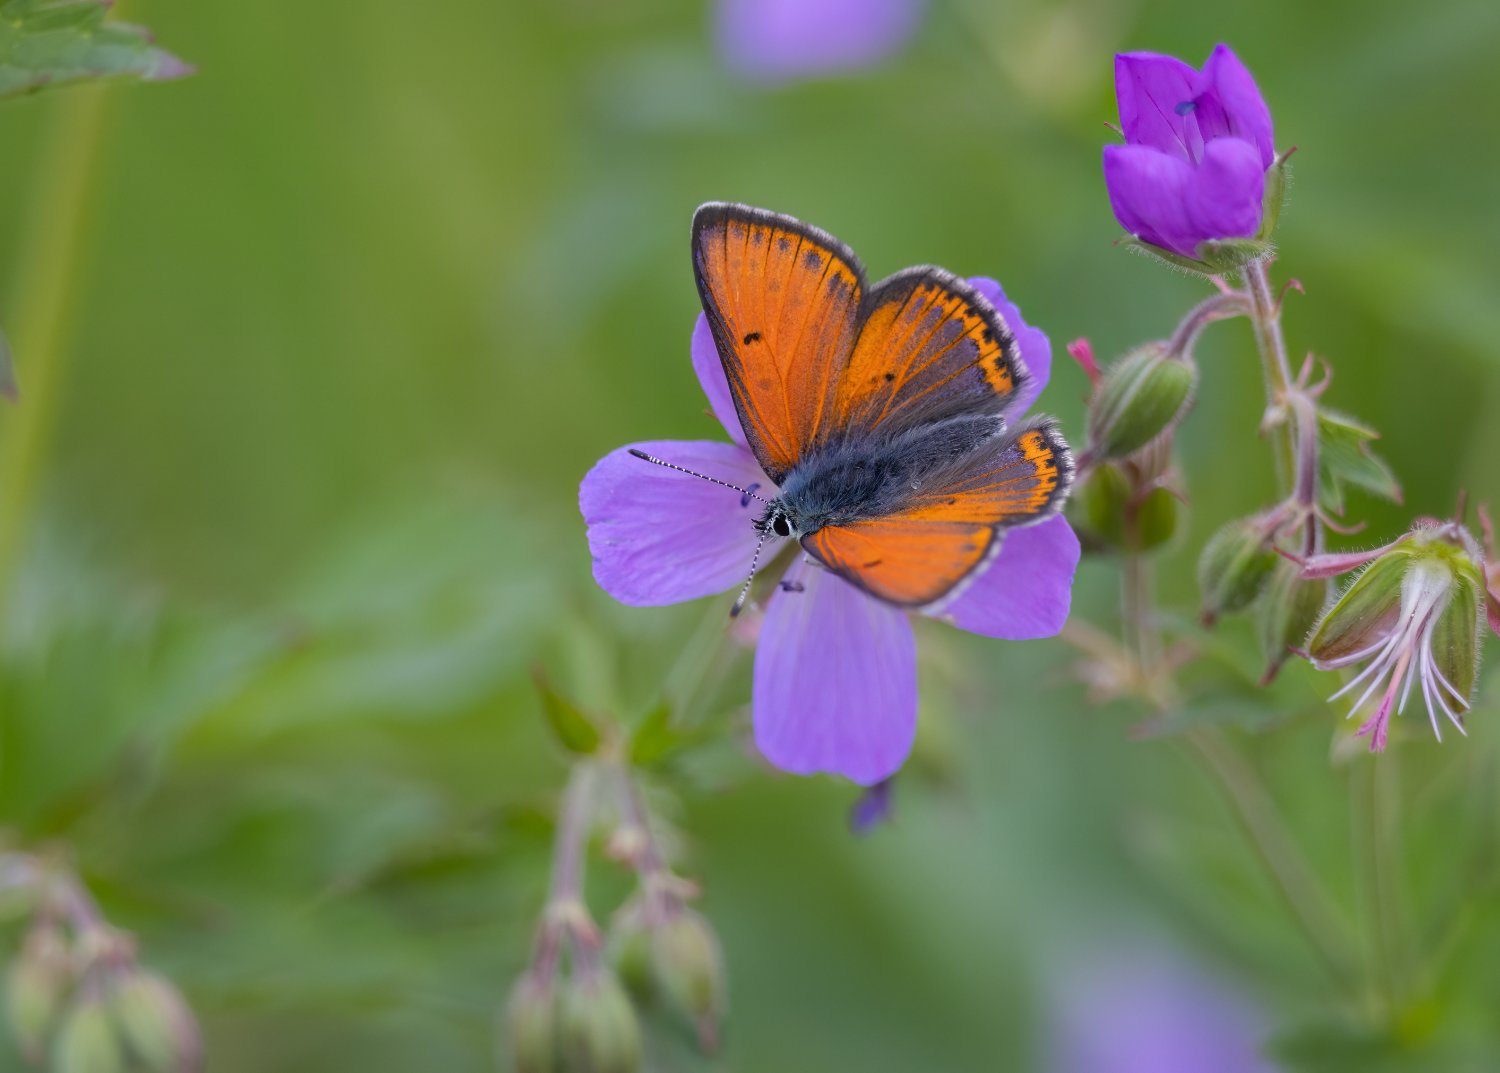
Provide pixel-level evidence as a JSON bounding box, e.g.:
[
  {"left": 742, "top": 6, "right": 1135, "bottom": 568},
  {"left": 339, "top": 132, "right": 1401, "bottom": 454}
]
[
  {"left": 1302, "top": 520, "right": 1488, "bottom": 750},
  {"left": 502, "top": 678, "right": 729, "bottom": 1073},
  {"left": 0, "top": 855, "right": 201, "bottom": 1073}
]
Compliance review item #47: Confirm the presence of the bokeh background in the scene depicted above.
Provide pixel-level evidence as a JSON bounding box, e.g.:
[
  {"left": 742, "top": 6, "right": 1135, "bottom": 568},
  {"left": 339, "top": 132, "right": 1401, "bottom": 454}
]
[{"left": 1, "top": 0, "right": 1499, "bottom": 1069}]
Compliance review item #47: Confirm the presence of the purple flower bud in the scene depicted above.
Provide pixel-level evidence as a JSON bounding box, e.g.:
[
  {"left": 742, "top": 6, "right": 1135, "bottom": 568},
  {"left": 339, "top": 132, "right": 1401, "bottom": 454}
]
[{"left": 1103, "top": 45, "right": 1278, "bottom": 262}]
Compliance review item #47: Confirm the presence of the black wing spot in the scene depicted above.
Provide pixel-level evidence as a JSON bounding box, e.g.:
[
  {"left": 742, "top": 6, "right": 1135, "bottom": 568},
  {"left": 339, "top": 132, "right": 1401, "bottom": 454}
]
[
  {"left": 777, "top": 236, "right": 793, "bottom": 252},
  {"left": 862, "top": 558, "right": 883, "bottom": 568},
  {"left": 980, "top": 327, "right": 994, "bottom": 344},
  {"left": 743, "top": 331, "right": 762, "bottom": 345},
  {"left": 883, "top": 372, "right": 896, "bottom": 382},
  {"left": 804, "top": 251, "right": 822, "bottom": 270}
]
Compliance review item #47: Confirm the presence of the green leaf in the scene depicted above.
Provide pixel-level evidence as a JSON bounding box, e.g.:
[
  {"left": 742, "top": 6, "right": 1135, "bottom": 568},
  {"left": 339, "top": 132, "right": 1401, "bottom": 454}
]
[
  {"left": 627, "top": 703, "right": 676, "bottom": 767},
  {"left": 0, "top": 0, "right": 191, "bottom": 98},
  {"left": 1317, "top": 408, "right": 1403, "bottom": 514},
  {"left": 532, "top": 667, "right": 600, "bottom": 755}
]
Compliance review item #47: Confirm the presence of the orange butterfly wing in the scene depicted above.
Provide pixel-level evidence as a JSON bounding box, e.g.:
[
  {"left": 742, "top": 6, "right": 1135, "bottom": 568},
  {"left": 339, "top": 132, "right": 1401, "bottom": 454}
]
[
  {"left": 834, "top": 269, "right": 1028, "bottom": 436},
  {"left": 692, "top": 204, "right": 863, "bottom": 483},
  {"left": 802, "top": 422, "right": 1073, "bottom": 606}
]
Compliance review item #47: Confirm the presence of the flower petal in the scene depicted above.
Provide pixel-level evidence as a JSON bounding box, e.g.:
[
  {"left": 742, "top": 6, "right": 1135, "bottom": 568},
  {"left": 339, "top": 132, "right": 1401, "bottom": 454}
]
[
  {"left": 580, "top": 440, "right": 767, "bottom": 606},
  {"left": 715, "top": 0, "right": 925, "bottom": 84},
  {"left": 939, "top": 515, "right": 1079, "bottom": 638},
  {"left": 967, "top": 276, "right": 1051, "bottom": 421},
  {"left": 1114, "top": 52, "right": 1203, "bottom": 161},
  {"left": 1193, "top": 44, "right": 1275, "bottom": 168},
  {"left": 691, "top": 314, "right": 748, "bottom": 448},
  {"left": 753, "top": 559, "right": 916, "bottom": 784},
  {"left": 1102, "top": 144, "right": 1199, "bottom": 257},
  {"left": 1185, "top": 137, "right": 1266, "bottom": 245}
]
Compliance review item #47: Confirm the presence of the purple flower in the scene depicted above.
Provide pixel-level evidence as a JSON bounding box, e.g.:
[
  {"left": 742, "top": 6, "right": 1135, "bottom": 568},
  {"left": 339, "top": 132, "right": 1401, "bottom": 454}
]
[
  {"left": 580, "top": 279, "right": 1079, "bottom": 785},
  {"left": 1103, "top": 44, "right": 1275, "bottom": 259},
  {"left": 1047, "top": 946, "right": 1274, "bottom": 1073},
  {"left": 714, "top": 0, "right": 925, "bottom": 83}
]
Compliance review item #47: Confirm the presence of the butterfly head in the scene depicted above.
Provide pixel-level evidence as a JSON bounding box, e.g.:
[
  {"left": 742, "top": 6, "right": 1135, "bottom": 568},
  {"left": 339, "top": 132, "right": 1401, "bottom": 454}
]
[{"left": 755, "top": 503, "right": 797, "bottom": 540}]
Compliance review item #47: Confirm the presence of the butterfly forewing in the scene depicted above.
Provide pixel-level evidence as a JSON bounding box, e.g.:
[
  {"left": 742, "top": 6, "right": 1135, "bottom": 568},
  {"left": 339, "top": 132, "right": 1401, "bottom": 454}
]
[{"left": 692, "top": 203, "right": 864, "bottom": 484}]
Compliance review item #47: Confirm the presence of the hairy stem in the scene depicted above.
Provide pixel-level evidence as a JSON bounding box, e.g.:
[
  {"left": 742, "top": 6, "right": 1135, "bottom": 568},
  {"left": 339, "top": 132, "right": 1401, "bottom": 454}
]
[
  {"left": 1166, "top": 290, "right": 1250, "bottom": 359},
  {"left": 534, "top": 763, "right": 601, "bottom": 979},
  {"left": 1188, "top": 728, "right": 1361, "bottom": 993},
  {"left": 0, "top": 87, "right": 112, "bottom": 612}
]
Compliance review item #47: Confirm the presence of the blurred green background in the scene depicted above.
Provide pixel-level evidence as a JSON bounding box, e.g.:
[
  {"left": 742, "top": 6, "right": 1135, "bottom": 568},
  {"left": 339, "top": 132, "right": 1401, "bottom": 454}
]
[{"left": 0, "top": 0, "right": 1499, "bottom": 1069}]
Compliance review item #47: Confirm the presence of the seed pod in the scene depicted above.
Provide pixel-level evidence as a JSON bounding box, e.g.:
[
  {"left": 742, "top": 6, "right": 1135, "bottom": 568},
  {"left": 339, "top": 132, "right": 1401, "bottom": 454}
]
[
  {"left": 1087, "top": 344, "right": 1196, "bottom": 460},
  {"left": 52, "top": 995, "right": 126, "bottom": 1073},
  {"left": 1070, "top": 462, "right": 1131, "bottom": 551},
  {"left": 504, "top": 974, "right": 562, "bottom": 1073},
  {"left": 1198, "top": 516, "right": 1278, "bottom": 624},
  {"left": 559, "top": 969, "right": 641, "bottom": 1073},
  {"left": 110, "top": 970, "right": 202, "bottom": 1073},
  {"left": 1257, "top": 560, "right": 1327, "bottom": 682},
  {"left": 649, "top": 910, "right": 727, "bottom": 1053},
  {"left": 1130, "top": 485, "right": 1181, "bottom": 553}
]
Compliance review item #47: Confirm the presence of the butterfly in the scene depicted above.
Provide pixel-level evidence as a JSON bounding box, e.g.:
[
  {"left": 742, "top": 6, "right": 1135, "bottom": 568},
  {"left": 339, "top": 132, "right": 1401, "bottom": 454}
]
[{"left": 638, "top": 203, "right": 1074, "bottom": 611}]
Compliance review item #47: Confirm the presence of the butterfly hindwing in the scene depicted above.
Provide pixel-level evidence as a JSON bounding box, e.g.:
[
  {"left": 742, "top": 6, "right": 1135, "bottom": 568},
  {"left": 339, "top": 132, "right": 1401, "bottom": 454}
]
[
  {"left": 692, "top": 203, "right": 865, "bottom": 484},
  {"left": 801, "top": 419, "right": 1074, "bottom": 606},
  {"left": 834, "top": 268, "right": 1027, "bottom": 437}
]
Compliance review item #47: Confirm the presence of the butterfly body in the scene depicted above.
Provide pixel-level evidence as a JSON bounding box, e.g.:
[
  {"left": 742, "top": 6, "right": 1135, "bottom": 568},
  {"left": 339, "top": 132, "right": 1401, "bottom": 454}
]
[
  {"left": 757, "top": 412, "right": 1008, "bottom": 538},
  {"left": 691, "top": 202, "right": 1074, "bottom": 609}
]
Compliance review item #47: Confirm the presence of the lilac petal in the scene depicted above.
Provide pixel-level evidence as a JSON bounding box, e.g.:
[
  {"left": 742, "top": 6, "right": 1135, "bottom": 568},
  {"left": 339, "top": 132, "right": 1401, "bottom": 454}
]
[
  {"left": 849, "top": 777, "right": 895, "bottom": 835},
  {"left": 753, "top": 559, "right": 916, "bottom": 784},
  {"left": 691, "top": 314, "right": 748, "bottom": 447},
  {"left": 939, "top": 515, "right": 1079, "bottom": 639},
  {"left": 967, "top": 276, "right": 1051, "bottom": 421},
  {"left": 1102, "top": 144, "right": 1200, "bottom": 257},
  {"left": 1114, "top": 52, "right": 1203, "bottom": 162},
  {"left": 715, "top": 0, "right": 925, "bottom": 84},
  {"left": 1186, "top": 137, "right": 1266, "bottom": 244},
  {"left": 580, "top": 440, "right": 766, "bottom": 606},
  {"left": 1193, "top": 44, "right": 1275, "bottom": 168}
]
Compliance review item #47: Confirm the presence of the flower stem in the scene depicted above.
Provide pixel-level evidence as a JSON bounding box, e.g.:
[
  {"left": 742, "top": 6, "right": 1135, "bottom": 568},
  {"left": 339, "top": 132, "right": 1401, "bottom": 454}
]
[
  {"left": 1187, "top": 727, "right": 1362, "bottom": 994},
  {"left": 1244, "top": 258, "right": 1321, "bottom": 554},
  {"left": 533, "top": 763, "right": 602, "bottom": 980},
  {"left": 1166, "top": 290, "right": 1249, "bottom": 359},
  {"left": 0, "top": 86, "right": 112, "bottom": 613}
]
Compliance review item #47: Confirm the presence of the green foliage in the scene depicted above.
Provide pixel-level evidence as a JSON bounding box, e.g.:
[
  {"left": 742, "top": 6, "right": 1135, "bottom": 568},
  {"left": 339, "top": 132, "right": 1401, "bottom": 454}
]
[
  {"left": 1317, "top": 409, "right": 1403, "bottom": 515},
  {"left": 0, "top": 0, "right": 188, "bottom": 97}
]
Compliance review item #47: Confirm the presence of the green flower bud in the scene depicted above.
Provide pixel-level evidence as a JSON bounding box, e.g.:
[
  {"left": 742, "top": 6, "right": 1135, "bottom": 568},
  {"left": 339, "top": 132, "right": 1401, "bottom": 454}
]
[
  {"left": 1130, "top": 485, "right": 1180, "bottom": 553},
  {"left": 607, "top": 909, "right": 653, "bottom": 1001},
  {"left": 52, "top": 995, "right": 126, "bottom": 1073},
  {"left": 1069, "top": 462, "right": 1130, "bottom": 551},
  {"left": 1257, "top": 560, "right": 1327, "bottom": 682},
  {"left": 649, "top": 910, "right": 726, "bottom": 1053},
  {"left": 504, "top": 974, "right": 562, "bottom": 1073},
  {"left": 559, "top": 969, "right": 640, "bottom": 1073},
  {"left": 1087, "top": 344, "right": 1196, "bottom": 461},
  {"left": 110, "top": 971, "right": 202, "bottom": 1073},
  {"left": 6, "top": 923, "right": 74, "bottom": 1061},
  {"left": 1197, "top": 516, "right": 1278, "bottom": 624}
]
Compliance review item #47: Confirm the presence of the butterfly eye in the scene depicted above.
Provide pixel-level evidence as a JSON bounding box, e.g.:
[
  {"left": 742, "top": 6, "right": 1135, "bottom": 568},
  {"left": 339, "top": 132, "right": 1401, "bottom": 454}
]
[{"left": 772, "top": 514, "right": 792, "bottom": 538}]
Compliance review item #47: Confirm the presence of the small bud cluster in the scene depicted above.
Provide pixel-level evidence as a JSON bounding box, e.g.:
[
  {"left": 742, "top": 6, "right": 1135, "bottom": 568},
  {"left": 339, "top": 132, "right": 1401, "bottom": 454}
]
[
  {"left": 0, "top": 853, "right": 201, "bottom": 1073},
  {"left": 502, "top": 677, "right": 728, "bottom": 1072}
]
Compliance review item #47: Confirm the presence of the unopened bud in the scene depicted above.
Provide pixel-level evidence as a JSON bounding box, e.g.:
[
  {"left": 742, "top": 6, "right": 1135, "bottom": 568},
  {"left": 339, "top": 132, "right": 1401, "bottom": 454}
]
[
  {"left": 1130, "top": 485, "right": 1180, "bottom": 553},
  {"left": 607, "top": 907, "right": 653, "bottom": 1000},
  {"left": 110, "top": 970, "right": 202, "bottom": 1073},
  {"left": 1257, "top": 560, "right": 1327, "bottom": 682},
  {"left": 504, "top": 973, "right": 562, "bottom": 1073},
  {"left": 1069, "top": 463, "right": 1130, "bottom": 551},
  {"left": 559, "top": 969, "right": 640, "bottom": 1073},
  {"left": 649, "top": 910, "right": 726, "bottom": 1053},
  {"left": 1197, "top": 516, "right": 1278, "bottom": 624},
  {"left": 1087, "top": 344, "right": 1196, "bottom": 460},
  {"left": 52, "top": 994, "right": 126, "bottom": 1073},
  {"left": 7, "top": 923, "right": 73, "bottom": 1061}
]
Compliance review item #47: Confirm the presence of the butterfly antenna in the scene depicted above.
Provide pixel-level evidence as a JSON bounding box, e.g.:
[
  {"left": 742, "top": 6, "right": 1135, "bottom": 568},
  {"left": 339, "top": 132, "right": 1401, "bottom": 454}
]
[
  {"left": 729, "top": 529, "right": 770, "bottom": 618},
  {"left": 627, "top": 448, "right": 768, "bottom": 503}
]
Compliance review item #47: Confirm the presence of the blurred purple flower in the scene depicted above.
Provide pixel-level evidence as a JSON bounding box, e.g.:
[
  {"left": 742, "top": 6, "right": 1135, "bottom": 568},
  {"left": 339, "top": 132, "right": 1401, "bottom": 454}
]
[
  {"left": 849, "top": 777, "right": 895, "bottom": 834},
  {"left": 1103, "top": 44, "right": 1275, "bottom": 258},
  {"left": 1048, "top": 947, "right": 1275, "bottom": 1073},
  {"left": 714, "top": 0, "right": 925, "bottom": 83},
  {"left": 580, "top": 280, "right": 1079, "bottom": 785}
]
